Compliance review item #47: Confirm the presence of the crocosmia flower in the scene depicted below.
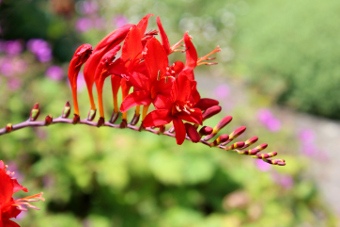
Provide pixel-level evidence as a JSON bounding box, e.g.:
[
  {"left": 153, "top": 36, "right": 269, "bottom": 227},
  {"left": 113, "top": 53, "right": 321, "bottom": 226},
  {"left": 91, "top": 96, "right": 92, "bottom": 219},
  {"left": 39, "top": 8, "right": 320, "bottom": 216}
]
[
  {"left": 66, "top": 14, "right": 286, "bottom": 166},
  {"left": 0, "top": 160, "right": 44, "bottom": 227}
]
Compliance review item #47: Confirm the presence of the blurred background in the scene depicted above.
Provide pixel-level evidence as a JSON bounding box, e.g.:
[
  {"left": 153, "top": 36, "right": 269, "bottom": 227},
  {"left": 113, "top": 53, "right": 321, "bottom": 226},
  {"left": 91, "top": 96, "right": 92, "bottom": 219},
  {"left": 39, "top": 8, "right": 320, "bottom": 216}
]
[{"left": 0, "top": 0, "right": 339, "bottom": 226}]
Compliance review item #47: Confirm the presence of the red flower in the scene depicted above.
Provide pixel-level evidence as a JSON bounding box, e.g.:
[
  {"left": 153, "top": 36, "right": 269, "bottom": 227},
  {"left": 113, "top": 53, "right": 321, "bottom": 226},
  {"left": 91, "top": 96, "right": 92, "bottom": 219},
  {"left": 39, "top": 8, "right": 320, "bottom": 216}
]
[
  {"left": 83, "top": 24, "right": 132, "bottom": 113},
  {"left": 120, "top": 37, "right": 174, "bottom": 113},
  {"left": 67, "top": 44, "right": 92, "bottom": 116},
  {"left": 0, "top": 161, "right": 44, "bottom": 227},
  {"left": 143, "top": 75, "right": 202, "bottom": 145}
]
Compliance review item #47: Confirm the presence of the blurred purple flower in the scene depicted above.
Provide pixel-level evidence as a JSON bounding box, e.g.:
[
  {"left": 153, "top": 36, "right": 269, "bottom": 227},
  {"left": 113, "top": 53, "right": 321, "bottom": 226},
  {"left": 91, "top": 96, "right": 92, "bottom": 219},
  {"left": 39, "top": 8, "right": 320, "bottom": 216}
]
[
  {"left": 214, "top": 83, "right": 230, "bottom": 99},
  {"left": 79, "top": 0, "right": 98, "bottom": 15},
  {"left": 4, "top": 40, "right": 23, "bottom": 56},
  {"left": 255, "top": 159, "right": 271, "bottom": 172},
  {"left": 94, "top": 17, "right": 105, "bottom": 30},
  {"left": 113, "top": 15, "right": 128, "bottom": 28},
  {"left": 75, "top": 17, "right": 93, "bottom": 32},
  {"left": 298, "top": 128, "right": 317, "bottom": 156},
  {"left": 68, "top": 71, "right": 86, "bottom": 91},
  {"left": 298, "top": 128, "right": 314, "bottom": 143},
  {"left": 46, "top": 65, "right": 64, "bottom": 81},
  {"left": 27, "top": 39, "right": 52, "bottom": 62},
  {"left": 257, "top": 109, "right": 281, "bottom": 132},
  {"left": 0, "top": 57, "right": 27, "bottom": 77},
  {"left": 0, "top": 58, "right": 14, "bottom": 76},
  {"left": 77, "top": 72, "right": 86, "bottom": 90},
  {"left": 8, "top": 78, "right": 21, "bottom": 90},
  {"left": 272, "top": 172, "right": 293, "bottom": 189}
]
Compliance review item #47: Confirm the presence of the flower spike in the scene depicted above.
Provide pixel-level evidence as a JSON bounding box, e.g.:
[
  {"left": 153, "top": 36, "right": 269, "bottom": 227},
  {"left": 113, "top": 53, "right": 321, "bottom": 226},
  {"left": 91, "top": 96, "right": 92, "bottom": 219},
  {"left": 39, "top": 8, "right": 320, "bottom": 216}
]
[{"left": 0, "top": 14, "right": 286, "bottom": 167}]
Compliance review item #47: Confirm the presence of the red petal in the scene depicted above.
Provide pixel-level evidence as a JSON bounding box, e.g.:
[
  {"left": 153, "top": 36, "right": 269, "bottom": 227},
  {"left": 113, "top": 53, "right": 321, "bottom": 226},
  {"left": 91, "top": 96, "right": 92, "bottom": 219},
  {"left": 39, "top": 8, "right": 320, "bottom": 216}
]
[
  {"left": 178, "top": 108, "right": 203, "bottom": 125},
  {"left": 183, "top": 32, "right": 198, "bottom": 69},
  {"left": 68, "top": 43, "right": 92, "bottom": 114},
  {"left": 84, "top": 25, "right": 131, "bottom": 90},
  {"left": 120, "top": 91, "right": 151, "bottom": 112},
  {"left": 94, "top": 45, "right": 121, "bottom": 82},
  {"left": 172, "top": 75, "right": 192, "bottom": 102},
  {"left": 128, "top": 72, "right": 150, "bottom": 90},
  {"left": 121, "top": 25, "right": 143, "bottom": 62},
  {"left": 3, "top": 219, "right": 21, "bottom": 227},
  {"left": 142, "top": 109, "right": 171, "bottom": 127},
  {"left": 153, "top": 94, "right": 171, "bottom": 109},
  {"left": 110, "top": 75, "right": 121, "bottom": 96},
  {"left": 173, "top": 118, "right": 186, "bottom": 145},
  {"left": 151, "top": 76, "right": 175, "bottom": 102},
  {"left": 0, "top": 167, "right": 13, "bottom": 206},
  {"left": 136, "top": 14, "right": 153, "bottom": 34},
  {"left": 144, "top": 37, "right": 168, "bottom": 81},
  {"left": 171, "top": 61, "right": 184, "bottom": 74},
  {"left": 156, "top": 16, "right": 171, "bottom": 55},
  {"left": 94, "top": 24, "right": 132, "bottom": 51},
  {"left": 68, "top": 43, "right": 92, "bottom": 84}
]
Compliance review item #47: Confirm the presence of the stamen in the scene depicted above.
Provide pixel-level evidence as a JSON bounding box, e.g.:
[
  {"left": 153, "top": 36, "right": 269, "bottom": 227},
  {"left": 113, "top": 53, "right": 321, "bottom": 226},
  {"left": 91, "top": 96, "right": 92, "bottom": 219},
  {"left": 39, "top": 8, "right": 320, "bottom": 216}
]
[
  {"left": 197, "top": 46, "right": 221, "bottom": 66},
  {"left": 170, "top": 38, "right": 184, "bottom": 53},
  {"left": 175, "top": 105, "right": 182, "bottom": 112},
  {"left": 13, "top": 192, "right": 45, "bottom": 211}
]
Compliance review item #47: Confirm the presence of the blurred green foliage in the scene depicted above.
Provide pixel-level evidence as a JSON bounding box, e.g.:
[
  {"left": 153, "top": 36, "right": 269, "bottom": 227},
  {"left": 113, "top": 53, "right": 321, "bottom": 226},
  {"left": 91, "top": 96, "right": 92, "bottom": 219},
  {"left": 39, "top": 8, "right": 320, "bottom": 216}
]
[
  {"left": 233, "top": 0, "right": 340, "bottom": 119},
  {"left": 0, "top": 0, "right": 338, "bottom": 226},
  {"left": 0, "top": 0, "right": 82, "bottom": 61}
]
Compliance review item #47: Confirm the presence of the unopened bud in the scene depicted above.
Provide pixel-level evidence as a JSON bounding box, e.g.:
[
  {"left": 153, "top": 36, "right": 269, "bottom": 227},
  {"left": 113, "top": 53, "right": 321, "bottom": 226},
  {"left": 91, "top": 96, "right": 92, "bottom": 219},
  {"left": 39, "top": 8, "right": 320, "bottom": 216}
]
[
  {"left": 97, "top": 117, "right": 105, "bottom": 127},
  {"left": 213, "top": 115, "right": 233, "bottom": 133},
  {"left": 199, "top": 126, "right": 213, "bottom": 136},
  {"left": 5, "top": 123, "right": 13, "bottom": 133},
  {"left": 185, "top": 123, "right": 200, "bottom": 143},
  {"left": 225, "top": 141, "right": 245, "bottom": 151},
  {"left": 219, "top": 126, "right": 246, "bottom": 146},
  {"left": 202, "top": 105, "right": 222, "bottom": 120},
  {"left": 229, "top": 126, "right": 246, "bottom": 140},
  {"left": 240, "top": 143, "right": 268, "bottom": 155},
  {"left": 210, "top": 134, "right": 229, "bottom": 146},
  {"left": 263, "top": 158, "right": 286, "bottom": 166},
  {"left": 72, "top": 114, "right": 80, "bottom": 124},
  {"left": 62, "top": 102, "right": 71, "bottom": 118},
  {"left": 130, "top": 114, "right": 140, "bottom": 126},
  {"left": 195, "top": 98, "right": 219, "bottom": 111},
  {"left": 45, "top": 115, "right": 53, "bottom": 125},
  {"left": 109, "top": 111, "right": 119, "bottom": 124},
  {"left": 256, "top": 151, "right": 277, "bottom": 159},
  {"left": 120, "top": 119, "right": 127, "bottom": 128},
  {"left": 87, "top": 109, "right": 96, "bottom": 121},
  {"left": 242, "top": 136, "right": 258, "bottom": 149},
  {"left": 29, "top": 103, "right": 40, "bottom": 121}
]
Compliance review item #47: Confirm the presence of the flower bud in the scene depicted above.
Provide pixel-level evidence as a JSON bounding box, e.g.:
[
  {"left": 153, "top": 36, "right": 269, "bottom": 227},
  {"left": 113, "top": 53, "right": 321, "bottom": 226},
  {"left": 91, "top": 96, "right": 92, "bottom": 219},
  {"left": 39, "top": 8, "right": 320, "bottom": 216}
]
[
  {"left": 5, "top": 123, "right": 13, "bottom": 133},
  {"left": 225, "top": 141, "right": 245, "bottom": 151},
  {"left": 45, "top": 115, "right": 53, "bottom": 125},
  {"left": 239, "top": 143, "right": 268, "bottom": 155},
  {"left": 87, "top": 109, "right": 96, "bottom": 121},
  {"left": 29, "top": 103, "right": 40, "bottom": 121},
  {"left": 202, "top": 105, "right": 222, "bottom": 120},
  {"left": 256, "top": 151, "right": 277, "bottom": 159},
  {"left": 185, "top": 123, "right": 200, "bottom": 143},
  {"left": 62, "top": 102, "right": 71, "bottom": 118}
]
